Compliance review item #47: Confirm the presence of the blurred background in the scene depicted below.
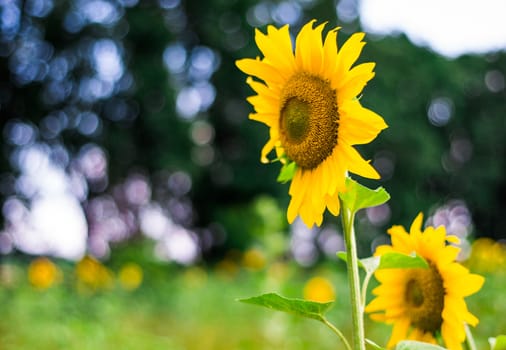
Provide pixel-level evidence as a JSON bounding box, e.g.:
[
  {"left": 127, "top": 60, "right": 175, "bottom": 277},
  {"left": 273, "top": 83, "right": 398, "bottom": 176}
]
[{"left": 0, "top": 0, "right": 505, "bottom": 349}]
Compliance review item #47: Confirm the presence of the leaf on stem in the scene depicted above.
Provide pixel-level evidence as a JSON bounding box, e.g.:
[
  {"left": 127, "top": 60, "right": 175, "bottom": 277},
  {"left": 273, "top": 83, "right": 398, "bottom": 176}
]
[
  {"left": 395, "top": 341, "right": 447, "bottom": 349},
  {"left": 490, "top": 335, "right": 506, "bottom": 350},
  {"left": 339, "top": 177, "right": 390, "bottom": 214},
  {"left": 238, "top": 292, "right": 333, "bottom": 322},
  {"left": 277, "top": 160, "right": 297, "bottom": 183},
  {"left": 378, "top": 252, "right": 428, "bottom": 269}
]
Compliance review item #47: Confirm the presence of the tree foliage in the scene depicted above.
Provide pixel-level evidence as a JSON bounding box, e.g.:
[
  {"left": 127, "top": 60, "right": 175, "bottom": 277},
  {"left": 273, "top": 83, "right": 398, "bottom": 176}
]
[{"left": 0, "top": 0, "right": 505, "bottom": 261}]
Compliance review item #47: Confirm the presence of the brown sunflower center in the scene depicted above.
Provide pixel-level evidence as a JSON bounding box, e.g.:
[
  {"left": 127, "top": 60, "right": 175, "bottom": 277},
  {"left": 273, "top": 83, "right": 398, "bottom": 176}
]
[
  {"left": 404, "top": 263, "right": 445, "bottom": 333},
  {"left": 279, "top": 72, "right": 339, "bottom": 170}
]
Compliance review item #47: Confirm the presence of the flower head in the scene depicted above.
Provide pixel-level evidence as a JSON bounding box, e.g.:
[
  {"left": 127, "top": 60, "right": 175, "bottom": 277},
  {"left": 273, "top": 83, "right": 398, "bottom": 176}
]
[
  {"left": 236, "top": 20, "right": 387, "bottom": 227},
  {"left": 303, "top": 276, "right": 336, "bottom": 302},
  {"left": 75, "top": 255, "right": 113, "bottom": 292},
  {"left": 365, "top": 213, "right": 485, "bottom": 350},
  {"left": 28, "top": 257, "right": 62, "bottom": 290},
  {"left": 118, "top": 262, "right": 143, "bottom": 291}
]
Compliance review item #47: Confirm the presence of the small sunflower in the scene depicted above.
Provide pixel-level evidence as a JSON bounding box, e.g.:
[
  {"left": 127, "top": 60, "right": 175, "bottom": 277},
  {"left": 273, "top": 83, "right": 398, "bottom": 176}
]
[
  {"left": 365, "top": 213, "right": 485, "bottom": 350},
  {"left": 236, "top": 20, "right": 387, "bottom": 227}
]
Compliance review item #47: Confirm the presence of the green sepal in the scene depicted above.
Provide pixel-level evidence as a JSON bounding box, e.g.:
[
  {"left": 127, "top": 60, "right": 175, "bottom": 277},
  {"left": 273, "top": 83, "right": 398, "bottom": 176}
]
[
  {"left": 339, "top": 177, "right": 390, "bottom": 214},
  {"left": 277, "top": 160, "right": 297, "bottom": 184},
  {"left": 238, "top": 292, "right": 333, "bottom": 322},
  {"left": 395, "top": 340, "right": 447, "bottom": 349}
]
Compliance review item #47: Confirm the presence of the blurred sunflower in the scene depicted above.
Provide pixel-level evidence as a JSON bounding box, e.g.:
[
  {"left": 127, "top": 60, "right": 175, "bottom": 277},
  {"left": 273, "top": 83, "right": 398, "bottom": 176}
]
[
  {"left": 28, "top": 257, "right": 62, "bottom": 290},
  {"left": 118, "top": 262, "right": 143, "bottom": 291},
  {"left": 236, "top": 20, "right": 387, "bottom": 227},
  {"left": 303, "top": 276, "right": 335, "bottom": 302},
  {"left": 75, "top": 255, "right": 113, "bottom": 293},
  {"left": 365, "top": 213, "right": 484, "bottom": 350}
]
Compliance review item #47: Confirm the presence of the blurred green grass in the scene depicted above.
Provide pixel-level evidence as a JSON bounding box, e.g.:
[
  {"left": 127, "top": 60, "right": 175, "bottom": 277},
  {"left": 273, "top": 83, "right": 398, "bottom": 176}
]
[{"left": 0, "top": 259, "right": 503, "bottom": 350}]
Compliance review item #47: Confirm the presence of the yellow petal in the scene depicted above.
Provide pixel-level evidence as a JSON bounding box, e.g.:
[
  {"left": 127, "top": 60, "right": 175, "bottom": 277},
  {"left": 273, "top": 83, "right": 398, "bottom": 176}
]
[
  {"left": 246, "top": 77, "right": 280, "bottom": 100},
  {"left": 255, "top": 25, "right": 295, "bottom": 78},
  {"left": 387, "top": 225, "right": 413, "bottom": 253},
  {"left": 247, "top": 94, "right": 278, "bottom": 113},
  {"left": 374, "top": 245, "right": 394, "bottom": 256},
  {"left": 335, "top": 32, "right": 366, "bottom": 81},
  {"left": 441, "top": 321, "right": 464, "bottom": 350},
  {"left": 387, "top": 317, "right": 410, "bottom": 348},
  {"left": 335, "top": 62, "right": 376, "bottom": 103},
  {"left": 340, "top": 144, "right": 380, "bottom": 179},
  {"left": 369, "top": 313, "right": 387, "bottom": 322},
  {"left": 446, "top": 235, "right": 461, "bottom": 244},
  {"left": 249, "top": 112, "right": 277, "bottom": 127},
  {"left": 295, "top": 20, "right": 325, "bottom": 74},
  {"left": 443, "top": 264, "right": 485, "bottom": 297},
  {"left": 299, "top": 200, "right": 322, "bottom": 227},
  {"left": 236, "top": 58, "right": 286, "bottom": 86},
  {"left": 410, "top": 212, "right": 424, "bottom": 233},
  {"left": 339, "top": 102, "right": 387, "bottom": 146},
  {"left": 321, "top": 27, "right": 340, "bottom": 77},
  {"left": 325, "top": 193, "right": 340, "bottom": 216},
  {"left": 260, "top": 138, "right": 276, "bottom": 163},
  {"left": 443, "top": 296, "right": 475, "bottom": 331},
  {"left": 287, "top": 170, "right": 308, "bottom": 223},
  {"left": 409, "top": 329, "right": 437, "bottom": 344}
]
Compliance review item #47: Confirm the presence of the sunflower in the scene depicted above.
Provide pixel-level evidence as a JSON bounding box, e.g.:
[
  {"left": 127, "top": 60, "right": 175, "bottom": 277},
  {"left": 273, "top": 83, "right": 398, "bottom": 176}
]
[
  {"left": 365, "top": 213, "right": 485, "bottom": 350},
  {"left": 236, "top": 20, "right": 387, "bottom": 227}
]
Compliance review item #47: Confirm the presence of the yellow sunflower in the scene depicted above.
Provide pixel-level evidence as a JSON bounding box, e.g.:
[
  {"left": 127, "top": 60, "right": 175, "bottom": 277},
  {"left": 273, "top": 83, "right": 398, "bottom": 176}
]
[
  {"left": 365, "top": 213, "right": 485, "bottom": 350},
  {"left": 236, "top": 20, "right": 387, "bottom": 227}
]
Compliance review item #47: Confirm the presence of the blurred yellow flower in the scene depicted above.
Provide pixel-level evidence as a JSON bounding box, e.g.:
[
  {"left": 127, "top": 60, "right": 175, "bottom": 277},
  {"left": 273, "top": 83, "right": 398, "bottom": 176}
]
[
  {"left": 467, "top": 237, "right": 506, "bottom": 274},
  {"left": 236, "top": 20, "right": 387, "bottom": 227},
  {"left": 366, "top": 213, "right": 485, "bottom": 350},
  {"left": 28, "top": 257, "right": 62, "bottom": 290},
  {"left": 75, "top": 255, "right": 113, "bottom": 292},
  {"left": 215, "top": 259, "right": 239, "bottom": 279},
  {"left": 303, "top": 276, "right": 335, "bottom": 302},
  {"left": 183, "top": 266, "right": 208, "bottom": 289},
  {"left": 215, "top": 250, "right": 241, "bottom": 279},
  {"left": 118, "top": 262, "right": 143, "bottom": 291},
  {"left": 242, "top": 248, "right": 266, "bottom": 271}
]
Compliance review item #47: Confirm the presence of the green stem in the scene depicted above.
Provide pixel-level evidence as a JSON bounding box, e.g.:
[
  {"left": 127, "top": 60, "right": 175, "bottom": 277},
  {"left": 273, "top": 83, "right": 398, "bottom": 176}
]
[
  {"left": 341, "top": 203, "right": 366, "bottom": 350},
  {"left": 465, "top": 324, "right": 477, "bottom": 350},
  {"left": 322, "top": 317, "right": 352, "bottom": 350},
  {"left": 361, "top": 270, "right": 373, "bottom": 308}
]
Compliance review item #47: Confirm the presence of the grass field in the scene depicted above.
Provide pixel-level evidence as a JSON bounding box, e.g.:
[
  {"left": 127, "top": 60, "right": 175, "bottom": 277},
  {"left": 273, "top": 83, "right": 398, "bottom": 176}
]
[{"left": 0, "top": 256, "right": 504, "bottom": 350}]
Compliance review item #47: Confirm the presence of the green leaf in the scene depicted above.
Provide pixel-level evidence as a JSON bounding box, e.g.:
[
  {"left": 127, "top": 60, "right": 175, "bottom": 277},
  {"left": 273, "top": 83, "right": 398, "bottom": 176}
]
[
  {"left": 366, "top": 338, "right": 386, "bottom": 350},
  {"left": 336, "top": 251, "right": 347, "bottom": 263},
  {"left": 239, "top": 292, "right": 333, "bottom": 322},
  {"left": 378, "top": 252, "right": 429, "bottom": 269},
  {"left": 277, "top": 161, "right": 297, "bottom": 184},
  {"left": 395, "top": 340, "right": 447, "bottom": 350},
  {"left": 490, "top": 335, "right": 506, "bottom": 350},
  {"left": 339, "top": 177, "right": 390, "bottom": 214}
]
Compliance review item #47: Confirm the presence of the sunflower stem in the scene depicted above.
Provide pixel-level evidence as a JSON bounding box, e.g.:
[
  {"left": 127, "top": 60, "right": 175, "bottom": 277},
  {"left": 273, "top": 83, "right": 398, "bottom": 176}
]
[{"left": 340, "top": 203, "right": 366, "bottom": 350}]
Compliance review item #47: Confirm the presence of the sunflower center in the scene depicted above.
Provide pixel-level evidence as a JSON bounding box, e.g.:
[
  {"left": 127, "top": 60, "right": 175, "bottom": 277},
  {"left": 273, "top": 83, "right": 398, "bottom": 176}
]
[
  {"left": 404, "top": 263, "right": 445, "bottom": 333},
  {"left": 281, "top": 98, "right": 310, "bottom": 143},
  {"left": 279, "top": 72, "right": 339, "bottom": 170}
]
